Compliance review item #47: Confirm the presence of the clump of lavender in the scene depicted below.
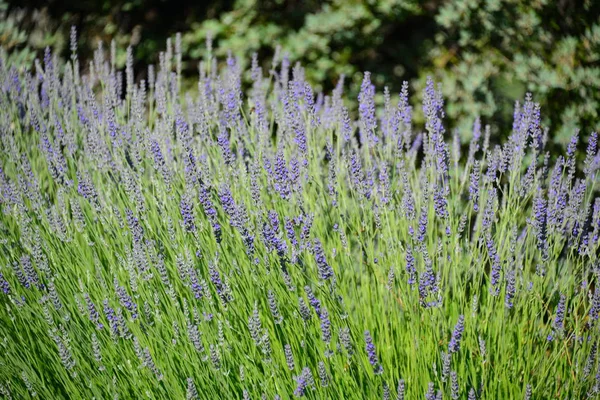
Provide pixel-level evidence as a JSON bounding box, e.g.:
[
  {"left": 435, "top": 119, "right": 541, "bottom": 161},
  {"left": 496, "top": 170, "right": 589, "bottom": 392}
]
[{"left": 0, "top": 35, "right": 599, "bottom": 399}]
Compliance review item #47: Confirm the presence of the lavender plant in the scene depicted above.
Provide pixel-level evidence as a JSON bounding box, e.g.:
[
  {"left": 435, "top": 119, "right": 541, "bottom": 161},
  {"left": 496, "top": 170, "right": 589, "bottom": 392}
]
[{"left": 0, "top": 32, "right": 599, "bottom": 399}]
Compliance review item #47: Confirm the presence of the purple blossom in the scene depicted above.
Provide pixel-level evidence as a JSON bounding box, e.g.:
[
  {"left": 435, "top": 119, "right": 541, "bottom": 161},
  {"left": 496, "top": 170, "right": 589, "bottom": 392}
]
[
  {"left": 469, "top": 161, "right": 481, "bottom": 212},
  {"left": 189, "top": 268, "right": 203, "bottom": 299},
  {"left": 417, "top": 205, "right": 428, "bottom": 243},
  {"left": 364, "top": 330, "right": 383, "bottom": 374},
  {"left": 114, "top": 280, "right": 138, "bottom": 319},
  {"left": 358, "top": 72, "right": 378, "bottom": 147},
  {"left": 103, "top": 300, "right": 119, "bottom": 336},
  {"left": 209, "top": 263, "right": 232, "bottom": 304},
  {"left": 313, "top": 239, "right": 334, "bottom": 281},
  {"left": 198, "top": 183, "right": 221, "bottom": 243},
  {"left": 274, "top": 151, "right": 291, "bottom": 200},
  {"left": 180, "top": 194, "right": 196, "bottom": 232},
  {"left": 268, "top": 290, "right": 282, "bottom": 324},
  {"left": 448, "top": 315, "right": 465, "bottom": 354},
  {"left": 304, "top": 286, "right": 322, "bottom": 316},
  {"left": 262, "top": 210, "right": 288, "bottom": 262},
  {"left": 320, "top": 307, "right": 332, "bottom": 345},
  {"left": 397, "top": 379, "right": 405, "bottom": 400},
  {"left": 487, "top": 236, "right": 502, "bottom": 295},
  {"left": 548, "top": 293, "right": 566, "bottom": 341},
  {"left": 284, "top": 217, "right": 298, "bottom": 248},
  {"left": 21, "top": 255, "right": 40, "bottom": 289},
  {"left": 531, "top": 189, "right": 548, "bottom": 260},
  {"left": 553, "top": 293, "right": 566, "bottom": 332},
  {"left": 284, "top": 344, "right": 295, "bottom": 370},
  {"left": 433, "top": 185, "right": 449, "bottom": 219},
  {"left": 0, "top": 272, "right": 10, "bottom": 295},
  {"left": 84, "top": 293, "right": 103, "bottom": 329},
  {"left": 405, "top": 246, "right": 416, "bottom": 285},
  {"left": 418, "top": 258, "right": 440, "bottom": 308},
  {"left": 218, "top": 184, "right": 237, "bottom": 226},
  {"left": 425, "top": 382, "right": 436, "bottom": 400},
  {"left": 504, "top": 269, "right": 516, "bottom": 309},
  {"left": 294, "top": 367, "right": 314, "bottom": 397},
  {"left": 11, "top": 261, "right": 30, "bottom": 289}
]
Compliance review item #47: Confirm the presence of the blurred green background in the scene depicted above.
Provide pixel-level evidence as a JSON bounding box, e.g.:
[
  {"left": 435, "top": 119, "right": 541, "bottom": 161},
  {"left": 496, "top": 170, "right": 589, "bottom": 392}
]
[{"left": 1, "top": 0, "right": 599, "bottom": 142}]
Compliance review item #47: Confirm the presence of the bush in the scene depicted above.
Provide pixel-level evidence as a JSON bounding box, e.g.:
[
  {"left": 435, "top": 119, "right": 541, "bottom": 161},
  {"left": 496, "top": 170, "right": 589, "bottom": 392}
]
[{"left": 0, "top": 36, "right": 599, "bottom": 398}]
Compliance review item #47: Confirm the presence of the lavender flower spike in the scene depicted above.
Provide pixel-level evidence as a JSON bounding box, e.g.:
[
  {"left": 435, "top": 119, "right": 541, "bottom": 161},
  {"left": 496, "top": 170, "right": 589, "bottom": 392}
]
[
  {"left": 448, "top": 315, "right": 465, "bottom": 354},
  {"left": 364, "top": 330, "right": 383, "bottom": 374},
  {"left": 313, "top": 239, "right": 334, "bottom": 281}
]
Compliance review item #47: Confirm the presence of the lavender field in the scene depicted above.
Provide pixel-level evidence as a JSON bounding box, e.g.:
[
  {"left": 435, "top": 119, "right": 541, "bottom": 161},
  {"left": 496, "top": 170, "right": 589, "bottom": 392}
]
[{"left": 0, "top": 32, "right": 599, "bottom": 399}]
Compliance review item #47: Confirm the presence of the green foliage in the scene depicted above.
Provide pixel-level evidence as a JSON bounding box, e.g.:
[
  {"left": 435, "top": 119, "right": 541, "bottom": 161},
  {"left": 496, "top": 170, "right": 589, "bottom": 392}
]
[
  {"left": 182, "top": 0, "right": 427, "bottom": 93},
  {"left": 0, "top": 1, "right": 37, "bottom": 68},
  {"left": 428, "top": 0, "right": 600, "bottom": 143}
]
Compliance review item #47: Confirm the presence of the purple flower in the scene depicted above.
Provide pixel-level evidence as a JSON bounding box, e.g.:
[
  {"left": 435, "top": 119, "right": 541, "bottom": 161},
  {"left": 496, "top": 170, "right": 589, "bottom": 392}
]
[
  {"left": 294, "top": 367, "right": 314, "bottom": 397},
  {"left": 433, "top": 185, "right": 449, "bottom": 219},
  {"left": 320, "top": 307, "right": 332, "bottom": 345},
  {"left": 364, "top": 330, "right": 383, "bottom": 374},
  {"left": 304, "top": 286, "right": 322, "bottom": 316},
  {"left": 504, "top": 269, "right": 516, "bottom": 309},
  {"left": 262, "top": 210, "right": 288, "bottom": 262},
  {"left": 11, "top": 261, "right": 30, "bottom": 289},
  {"left": 405, "top": 246, "right": 416, "bottom": 286},
  {"left": 103, "top": 300, "right": 119, "bottom": 336},
  {"left": 274, "top": 150, "right": 291, "bottom": 200},
  {"left": 378, "top": 162, "right": 391, "bottom": 205},
  {"left": 298, "top": 297, "right": 312, "bottom": 321},
  {"left": 589, "top": 285, "right": 600, "bottom": 328},
  {"left": 468, "top": 388, "right": 477, "bottom": 400},
  {"left": 300, "top": 214, "right": 314, "bottom": 251},
  {"left": 448, "top": 315, "right": 465, "bottom": 354},
  {"left": 425, "top": 382, "right": 436, "bottom": 400},
  {"left": 451, "top": 371, "right": 459, "bottom": 399},
  {"left": 209, "top": 263, "right": 232, "bottom": 304},
  {"left": 318, "top": 361, "right": 329, "bottom": 387},
  {"left": 126, "top": 209, "right": 144, "bottom": 244},
  {"left": 268, "top": 290, "right": 282, "bottom": 324},
  {"left": 198, "top": 184, "right": 222, "bottom": 243},
  {"left": 84, "top": 293, "right": 103, "bottom": 329},
  {"left": 418, "top": 254, "right": 440, "bottom": 308},
  {"left": 358, "top": 72, "right": 378, "bottom": 147},
  {"left": 180, "top": 194, "right": 196, "bottom": 232},
  {"left": 417, "top": 205, "right": 428, "bottom": 243},
  {"left": 284, "top": 344, "right": 295, "bottom": 370},
  {"left": 469, "top": 161, "right": 481, "bottom": 212},
  {"left": 549, "top": 293, "right": 566, "bottom": 339},
  {"left": 349, "top": 151, "right": 366, "bottom": 197},
  {"left": 313, "top": 239, "right": 334, "bottom": 281},
  {"left": 284, "top": 217, "right": 298, "bottom": 248},
  {"left": 584, "top": 132, "right": 598, "bottom": 175},
  {"left": 487, "top": 236, "right": 502, "bottom": 295},
  {"left": 114, "top": 280, "right": 138, "bottom": 319},
  {"left": 189, "top": 268, "right": 203, "bottom": 299},
  {"left": 397, "top": 379, "right": 405, "bottom": 400},
  {"left": 21, "top": 255, "right": 40, "bottom": 289},
  {"left": 218, "top": 185, "right": 237, "bottom": 226},
  {"left": 0, "top": 272, "right": 10, "bottom": 295},
  {"left": 531, "top": 189, "right": 548, "bottom": 260}
]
